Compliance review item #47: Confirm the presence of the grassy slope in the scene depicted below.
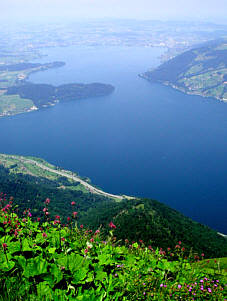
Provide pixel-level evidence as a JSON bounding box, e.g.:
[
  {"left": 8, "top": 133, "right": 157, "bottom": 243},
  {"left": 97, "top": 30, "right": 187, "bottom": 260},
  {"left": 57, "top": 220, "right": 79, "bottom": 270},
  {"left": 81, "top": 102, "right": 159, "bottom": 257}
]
[{"left": 142, "top": 39, "right": 227, "bottom": 101}]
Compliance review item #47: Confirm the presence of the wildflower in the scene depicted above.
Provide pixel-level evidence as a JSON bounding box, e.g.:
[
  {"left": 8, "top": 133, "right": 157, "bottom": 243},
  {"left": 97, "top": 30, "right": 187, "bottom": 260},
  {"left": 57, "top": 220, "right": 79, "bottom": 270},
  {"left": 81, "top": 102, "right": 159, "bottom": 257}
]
[
  {"left": 43, "top": 207, "right": 48, "bottom": 212},
  {"left": 37, "top": 217, "right": 41, "bottom": 222},
  {"left": 61, "top": 237, "right": 65, "bottom": 241},
  {"left": 67, "top": 217, "right": 70, "bottom": 222},
  {"left": 80, "top": 224, "right": 84, "bottom": 229},
  {"left": 55, "top": 215, "right": 60, "bottom": 220},
  {"left": 42, "top": 232, "right": 47, "bottom": 238},
  {"left": 178, "top": 241, "right": 182, "bottom": 245},
  {"left": 207, "top": 288, "right": 212, "bottom": 293},
  {"left": 84, "top": 248, "right": 88, "bottom": 254},
  {"left": 45, "top": 212, "right": 49, "bottom": 216},
  {"left": 109, "top": 221, "right": 116, "bottom": 229},
  {"left": 28, "top": 212, "right": 32, "bottom": 217},
  {"left": 201, "top": 253, "right": 205, "bottom": 257},
  {"left": 72, "top": 211, "right": 78, "bottom": 218},
  {"left": 160, "top": 284, "right": 164, "bottom": 287},
  {"left": 2, "top": 243, "right": 7, "bottom": 250},
  {"left": 71, "top": 201, "right": 76, "bottom": 205},
  {"left": 45, "top": 198, "right": 50, "bottom": 204},
  {"left": 175, "top": 244, "right": 180, "bottom": 249},
  {"left": 95, "top": 229, "right": 100, "bottom": 235},
  {"left": 90, "top": 238, "right": 94, "bottom": 242},
  {"left": 178, "top": 285, "right": 182, "bottom": 289}
]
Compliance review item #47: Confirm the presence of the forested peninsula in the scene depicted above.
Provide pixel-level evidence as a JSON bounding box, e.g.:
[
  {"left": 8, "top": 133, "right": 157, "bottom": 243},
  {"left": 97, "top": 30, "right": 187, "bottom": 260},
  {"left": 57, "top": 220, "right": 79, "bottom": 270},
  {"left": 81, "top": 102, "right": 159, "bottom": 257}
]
[
  {"left": 0, "top": 60, "right": 115, "bottom": 116},
  {"left": 6, "top": 82, "right": 115, "bottom": 109}
]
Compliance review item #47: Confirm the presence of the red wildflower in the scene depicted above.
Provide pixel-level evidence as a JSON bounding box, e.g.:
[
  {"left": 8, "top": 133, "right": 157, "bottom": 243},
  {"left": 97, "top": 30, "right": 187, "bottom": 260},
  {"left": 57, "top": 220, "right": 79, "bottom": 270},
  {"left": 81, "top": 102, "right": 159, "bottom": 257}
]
[
  {"left": 80, "top": 224, "right": 84, "bottom": 229},
  {"left": 71, "top": 201, "right": 76, "bottom": 206},
  {"left": 72, "top": 212, "right": 78, "bottom": 218},
  {"left": 42, "top": 232, "right": 47, "bottom": 238},
  {"left": 67, "top": 217, "right": 70, "bottom": 222},
  {"left": 109, "top": 221, "right": 116, "bottom": 229},
  {"left": 2, "top": 243, "right": 7, "bottom": 250}
]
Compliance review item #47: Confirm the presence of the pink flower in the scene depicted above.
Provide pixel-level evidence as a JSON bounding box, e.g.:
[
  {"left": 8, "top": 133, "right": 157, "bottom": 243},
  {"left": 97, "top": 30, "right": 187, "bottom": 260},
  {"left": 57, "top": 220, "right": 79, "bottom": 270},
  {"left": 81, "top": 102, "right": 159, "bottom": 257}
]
[
  {"left": 37, "top": 217, "right": 41, "bottom": 222},
  {"left": 90, "top": 238, "right": 94, "bottom": 242},
  {"left": 67, "top": 217, "right": 70, "bottom": 222},
  {"left": 2, "top": 243, "right": 7, "bottom": 250},
  {"left": 45, "top": 198, "right": 50, "bottom": 204},
  {"left": 80, "top": 224, "right": 84, "bottom": 229},
  {"left": 42, "top": 232, "right": 47, "bottom": 238},
  {"left": 84, "top": 248, "right": 88, "bottom": 254},
  {"left": 71, "top": 201, "right": 76, "bottom": 206},
  {"left": 109, "top": 221, "right": 116, "bottom": 229},
  {"left": 178, "top": 285, "right": 182, "bottom": 289},
  {"left": 72, "top": 212, "right": 78, "bottom": 218},
  {"left": 95, "top": 230, "right": 100, "bottom": 235},
  {"left": 61, "top": 237, "right": 65, "bottom": 241},
  {"left": 43, "top": 207, "right": 48, "bottom": 212}
]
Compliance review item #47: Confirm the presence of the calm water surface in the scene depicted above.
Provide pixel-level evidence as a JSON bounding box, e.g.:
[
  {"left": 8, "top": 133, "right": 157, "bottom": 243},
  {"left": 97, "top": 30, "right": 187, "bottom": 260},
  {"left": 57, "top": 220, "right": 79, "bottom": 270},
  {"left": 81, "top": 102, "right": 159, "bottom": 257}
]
[{"left": 0, "top": 46, "right": 227, "bottom": 232}]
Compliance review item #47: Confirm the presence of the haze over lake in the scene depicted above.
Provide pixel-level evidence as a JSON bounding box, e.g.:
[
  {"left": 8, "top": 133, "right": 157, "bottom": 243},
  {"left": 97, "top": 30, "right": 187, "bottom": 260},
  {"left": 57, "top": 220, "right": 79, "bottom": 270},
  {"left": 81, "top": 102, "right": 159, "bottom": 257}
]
[{"left": 1, "top": 45, "right": 227, "bottom": 232}]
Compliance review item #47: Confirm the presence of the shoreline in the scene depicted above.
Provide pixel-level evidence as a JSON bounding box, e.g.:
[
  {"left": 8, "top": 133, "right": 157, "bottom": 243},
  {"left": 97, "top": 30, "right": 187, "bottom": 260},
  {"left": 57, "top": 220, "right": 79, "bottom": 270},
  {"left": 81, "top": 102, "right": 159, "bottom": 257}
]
[{"left": 139, "top": 73, "right": 227, "bottom": 103}]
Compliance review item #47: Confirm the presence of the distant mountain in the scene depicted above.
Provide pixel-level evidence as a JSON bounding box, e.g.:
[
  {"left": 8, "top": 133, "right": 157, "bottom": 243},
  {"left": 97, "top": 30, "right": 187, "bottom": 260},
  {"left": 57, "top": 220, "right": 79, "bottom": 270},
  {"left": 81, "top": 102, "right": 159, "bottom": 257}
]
[
  {"left": 141, "top": 39, "right": 227, "bottom": 101},
  {"left": 0, "top": 153, "right": 226, "bottom": 258}
]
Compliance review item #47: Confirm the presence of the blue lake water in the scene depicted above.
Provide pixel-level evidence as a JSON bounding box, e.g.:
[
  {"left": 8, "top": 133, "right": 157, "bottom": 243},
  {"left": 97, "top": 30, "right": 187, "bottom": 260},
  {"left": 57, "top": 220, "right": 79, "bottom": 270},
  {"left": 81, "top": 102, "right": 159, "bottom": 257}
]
[{"left": 0, "top": 46, "right": 227, "bottom": 232}]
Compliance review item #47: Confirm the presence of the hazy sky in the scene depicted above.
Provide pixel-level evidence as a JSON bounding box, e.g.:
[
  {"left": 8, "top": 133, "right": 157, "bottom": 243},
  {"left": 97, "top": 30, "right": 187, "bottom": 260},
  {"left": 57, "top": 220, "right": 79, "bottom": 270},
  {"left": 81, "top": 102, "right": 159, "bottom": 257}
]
[{"left": 1, "top": 0, "right": 227, "bottom": 23}]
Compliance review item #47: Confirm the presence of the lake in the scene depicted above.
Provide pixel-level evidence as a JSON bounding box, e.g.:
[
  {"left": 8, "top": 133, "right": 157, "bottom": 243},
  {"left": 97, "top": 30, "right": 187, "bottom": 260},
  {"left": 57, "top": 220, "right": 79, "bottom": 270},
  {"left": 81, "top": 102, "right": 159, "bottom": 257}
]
[{"left": 0, "top": 45, "right": 227, "bottom": 233}]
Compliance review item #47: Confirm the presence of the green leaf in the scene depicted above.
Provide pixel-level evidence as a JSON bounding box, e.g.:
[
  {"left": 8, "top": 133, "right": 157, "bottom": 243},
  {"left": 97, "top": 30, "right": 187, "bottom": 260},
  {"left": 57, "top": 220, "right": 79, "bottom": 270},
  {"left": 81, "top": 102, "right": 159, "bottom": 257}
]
[
  {"left": 68, "top": 253, "right": 85, "bottom": 272},
  {"left": 23, "top": 256, "right": 48, "bottom": 278},
  {"left": 8, "top": 241, "right": 21, "bottom": 254},
  {"left": 22, "top": 238, "right": 33, "bottom": 252},
  {"left": 72, "top": 268, "right": 88, "bottom": 284},
  {"left": 48, "top": 247, "right": 56, "bottom": 254},
  {"left": 0, "top": 260, "right": 15, "bottom": 272},
  {"left": 37, "top": 281, "right": 52, "bottom": 298}
]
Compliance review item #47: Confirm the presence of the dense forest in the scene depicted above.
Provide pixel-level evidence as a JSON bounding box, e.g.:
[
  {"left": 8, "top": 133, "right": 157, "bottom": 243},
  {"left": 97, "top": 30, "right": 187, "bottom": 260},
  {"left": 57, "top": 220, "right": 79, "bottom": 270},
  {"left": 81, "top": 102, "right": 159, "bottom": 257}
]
[{"left": 6, "top": 82, "right": 115, "bottom": 108}]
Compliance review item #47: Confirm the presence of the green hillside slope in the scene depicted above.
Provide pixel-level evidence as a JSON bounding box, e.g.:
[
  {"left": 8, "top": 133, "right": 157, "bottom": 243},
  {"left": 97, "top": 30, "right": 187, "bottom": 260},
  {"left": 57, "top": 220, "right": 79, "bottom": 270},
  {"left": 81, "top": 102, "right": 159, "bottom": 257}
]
[
  {"left": 141, "top": 39, "right": 227, "bottom": 101},
  {"left": 0, "top": 153, "right": 226, "bottom": 258}
]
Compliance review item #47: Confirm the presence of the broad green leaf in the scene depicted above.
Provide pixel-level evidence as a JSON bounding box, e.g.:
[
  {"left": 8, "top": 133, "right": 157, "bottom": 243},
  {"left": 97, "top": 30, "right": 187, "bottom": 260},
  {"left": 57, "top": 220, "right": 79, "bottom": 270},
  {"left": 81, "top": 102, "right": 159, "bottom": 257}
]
[
  {"left": 23, "top": 256, "right": 48, "bottom": 278},
  {"left": 72, "top": 268, "right": 88, "bottom": 284}
]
